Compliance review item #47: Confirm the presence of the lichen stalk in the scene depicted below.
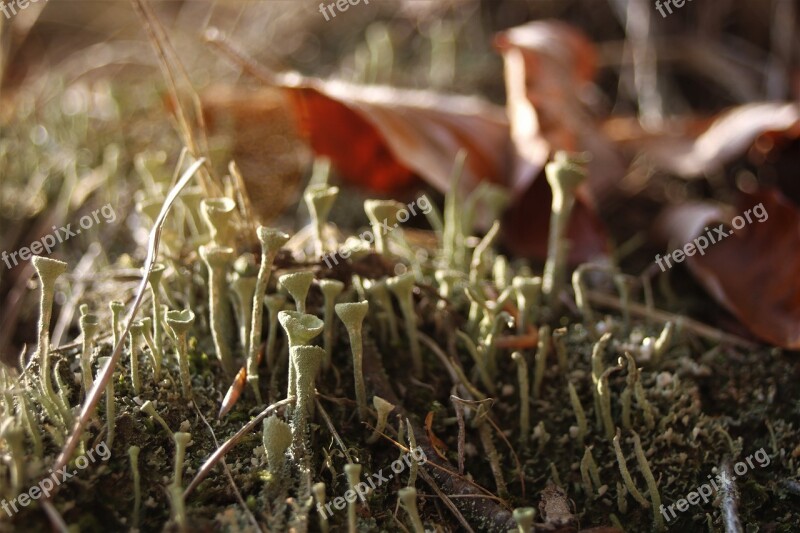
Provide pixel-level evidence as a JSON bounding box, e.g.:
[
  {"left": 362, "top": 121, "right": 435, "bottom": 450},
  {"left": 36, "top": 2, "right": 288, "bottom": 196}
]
[
  {"left": 580, "top": 446, "right": 601, "bottom": 496},
  {"left": 169, "top": 432, "right": 192, "bottom": 533},
  {"left": 110, "top": 300, "right": 125, "bottom": 349},
  {"left": 31, "top": 256, "right": 68, "bottom": 420},
  {"left": 248, "top": 227, "right": 290, "bottom": 401},
  {"left": 542, "top": 152, "right": 588, "bottom": 303},
  {"left": 511, "top": 352, "right": 530, "bottom": 444},
  {"left": 364, "top": 199, "right": 404, "bottom": 255},
  {"left": 512, "top": 275, "right": 542, "bottom": 334},
  {"left": 386, "top": 275, "right": 421, "bottom": 376},
  {"left": 612, "top": 428, "right": 649, "bottom": 508},
  {"left": 291, "top": 345, "right": 325, "bottom": 454},
  {"left": 367, "top": 395, "right": 395, "bottom": 444},
  {"left": 335, "top": 301, "right": 370, "bottom": 420},
  {"left": 632, "top": 431, "right": 665, "bottom": 531},
  {"left": 79, "top": 312, "right": 100, "bottom": 395},
  {"left": 165, "top": 309, "right": 196, "bottom": 399},
  {"left": 231, "top": 255, "right": 258, "bottom": 356},
  {"left": 140, "top": 400, "right": 173, "bottom": 436},
  {"left": 128, "top": 446, "right": 142, "bottom": 529},
  {"left": 199, "top": 245, "right": 235, "bottom": 376},
  {"left": 97, "top": 356, "right": 116, "bottom": 448},
  {"left": 128, "top": 320, "right": 146, "bottom": 395},
  {"left": 278, "top": 311, "right": 324, "bottom": 414},
  {"left": 144, "top": 263, "right": 166, "bottom": 377},
  {"left": 512, "top": 508, "right": 535, "bottom": 533},
  {"left": 533, "top": 324, "right": 550, "bottom": 400},
  {"left": 313, "top": 482, "right": 329, "bottom": 533},
  {"left": 262, "top": 414, "right": 292, "bottom": 476},
  {"left": 568, "top": 381, "right": 588, "bottom": 442},
  {"left": 279, "top": 271, "right": 315, "bottom": 314},
  {"left": 344, "top": 463, "right": 363, "bottom": 533},
  {"left": 398, "top": 487, "right": 425, "bottom": 533},
  {"left": 305, "top": 185, "right": 339, "bottom": 258},
  {"left": 319, "top": 279, "right": 344, "bottom": 369}
]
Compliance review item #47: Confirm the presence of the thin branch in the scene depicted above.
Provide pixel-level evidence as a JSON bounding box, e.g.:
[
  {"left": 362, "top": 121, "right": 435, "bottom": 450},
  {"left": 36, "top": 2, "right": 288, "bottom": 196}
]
[
  {"left": 192, "top": 402, "right": 262, "bottom": 532},
  {"left": 41, "top": 500, "right": 68, "bottom": 533},
  {"left": 585, "top": 289, "right": 757, "bottom": 348},
  {"left": 184, "top": 396, "right": 294, "bottom": 498},
  {"left": 54, "top": 158, "right": 205, "bottom": 474},
  {"left": 131, "top": 0, "right": 218, "bottom": 196},
  {"left": 719, "top": 461, "right": 743, "bottom": 533},
  {"left": 419, "top": 468, "right": 475, "bottom": 533},
  {"left": 316, "top": 396, "right": 354, "bottom": 464}
]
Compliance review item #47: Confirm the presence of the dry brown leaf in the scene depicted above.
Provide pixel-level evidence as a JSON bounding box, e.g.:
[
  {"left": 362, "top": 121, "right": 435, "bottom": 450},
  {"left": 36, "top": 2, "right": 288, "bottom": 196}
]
[
  {"left": 201, "top": 85, "right": 308, "bottom": 223},
  {"left": 280, "top": 74, "right": 513, "bottom": 194},
  {"left": 425, "top": 410, "right": 449, "bottom": 460},
  {"left": 657, "top": 187, "right": 800, "bottom": 348},
  {"left": 640, "top": 102, "right": 800, "bottom": 177},
  {"left": 495, "top": 20, "right": 625, "bottom": 201},
  {"left": 494, "top": 21, "right": 614, "bottom": 262},
  {"left": 502, "top": 173, "right": 610, "bottom": 264},
  {"left": 207, "top": 26, "right": 611, "bottom": 261},
  {"left": 207, "top": 30, "right": 513, "bottom": 195}
]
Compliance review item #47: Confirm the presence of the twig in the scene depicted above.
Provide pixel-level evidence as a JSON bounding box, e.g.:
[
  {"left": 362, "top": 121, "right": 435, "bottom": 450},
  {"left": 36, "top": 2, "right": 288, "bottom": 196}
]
[
  {"left": 418, "top": 468, "right": 475, "bottom": 533},
  {"left": 585, "top": 289, "right": 757, "bottom": 348},
  {"left": 54, "top": 158, "right": 206, "bottom": 474},
  {"left": 192, "top": 402, "right": 262, "bottom": 532},
  {"left": 315, "top": 396, "right": 353, "bottom": 464},
  {"left": 477, "top": 422, "right": 508, "bottom": 500},
  {"left": 184, "top": 396, "right": 294, "bottom": 498},
  {"left": 361, "top": 338, "right": 517, "bottom": 531},
  {"left": 451, "top": 395, "right": 466, "bottom": 475},
  {"left": 485, "top": 416, "right": 525, "bottom": 500},
  {"left": 719, "top": 462, "right": 743, "bottom": 533},
  {"left": 494, "top": 332, "right": 538, "bottom": 350},
  {"left": 41, "top": 500, "right": 68, "bottom": 533}
]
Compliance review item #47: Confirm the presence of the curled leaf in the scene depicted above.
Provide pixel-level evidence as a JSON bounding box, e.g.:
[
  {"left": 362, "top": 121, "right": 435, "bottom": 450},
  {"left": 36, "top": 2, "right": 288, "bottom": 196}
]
[
  {"left": 425, "top": 411, "right": 448, "bottom": 460},
  {"left": 658, "top": 188, "right": 800, "bottom": 348},
  {"left": 640, "top": 103, "right": 800, "bottom": 177}
]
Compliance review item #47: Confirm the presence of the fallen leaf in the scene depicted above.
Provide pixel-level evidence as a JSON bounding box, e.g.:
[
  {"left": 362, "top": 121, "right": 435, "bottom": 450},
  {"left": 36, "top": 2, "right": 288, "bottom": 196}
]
[
  {"left": 494, "top": 21, "right": 615, "bottom": 262},
  {"left": 278, "top": 75, "right": 513, "bottom": 195},
  {"left": 207, "top": 27, "right": 610, "bottom": 261},
  {"left": 657, "top": 187, "right": 800, "bottom": 348},
  {"left": 639, "top": 102, "right": 800, "bottom": 177},
  {"left": 502, "top": 171, "right": 610, "bottom": 264},
  {"left": 495, "top": 20, "right": 626, "bottom": 201},
  {"left": 200, "top": 85, "right": 308, "bottom": 223},
  {"left": 425, "top": 411, "right": 449, "bottom": 460},
  {"left": 219, "top": 366, "right": 248, "bottom": 419}
]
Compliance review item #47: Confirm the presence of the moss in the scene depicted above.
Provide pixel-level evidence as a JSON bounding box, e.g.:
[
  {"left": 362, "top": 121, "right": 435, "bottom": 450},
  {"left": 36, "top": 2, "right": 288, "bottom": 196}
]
[{"left": 4, "top": 69, "right": 799, "bottom": 533}]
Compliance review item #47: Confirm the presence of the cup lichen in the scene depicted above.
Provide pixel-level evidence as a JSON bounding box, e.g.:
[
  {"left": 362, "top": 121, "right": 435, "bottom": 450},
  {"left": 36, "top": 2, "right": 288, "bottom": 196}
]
[
  {"left": 199, "top": 245, "right": 235, "bottom": 376},
  {"left": 248, "top": 227, "right": 290, "bottom": 401},
  {"left": 542, "top": 151, "right": 589, "bottom": 304},
  {"left": 79, "top": 311, "right": 100, "bottom": 394},
  {"left": 319, "top": 279, "right": 344, "bottom": 369},
  {"left": 165, "top": 309, "right": 196, "bottom": 398},
  {"left": 279, "top": 271, "right": 315, "bottom": 314},
  {"left": 334, "top": 301, "right": 370, "bottom": 420},
  {"left": 386, "top": 274, "right": 422, "bottom": 376}
]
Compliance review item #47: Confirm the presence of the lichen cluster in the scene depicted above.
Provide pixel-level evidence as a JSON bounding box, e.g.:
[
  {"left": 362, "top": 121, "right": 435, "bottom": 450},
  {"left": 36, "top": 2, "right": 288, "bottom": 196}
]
[{"left": 1, "top": 90, "right": 799, "bottom": 533}]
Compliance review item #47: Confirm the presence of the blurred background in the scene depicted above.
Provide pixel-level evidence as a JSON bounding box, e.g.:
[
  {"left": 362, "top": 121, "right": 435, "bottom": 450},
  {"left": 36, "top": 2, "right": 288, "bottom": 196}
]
[{"left": 0, "top": 0, "right": 798, "bottom": 361}]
